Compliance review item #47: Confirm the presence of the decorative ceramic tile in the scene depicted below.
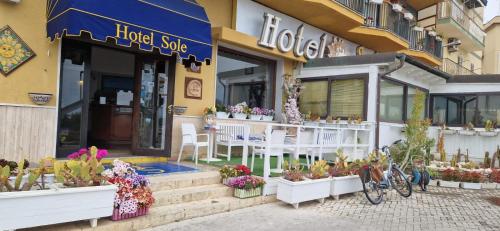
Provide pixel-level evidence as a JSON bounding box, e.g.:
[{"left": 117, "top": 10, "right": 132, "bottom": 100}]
[{"left": 0, "top": 26, "right": 36, "bottom": 76}]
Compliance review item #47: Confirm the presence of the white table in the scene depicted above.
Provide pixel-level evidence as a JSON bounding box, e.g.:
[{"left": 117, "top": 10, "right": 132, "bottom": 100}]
[{"left": 199, "top": 127, "right": 222, "bottom": 163}]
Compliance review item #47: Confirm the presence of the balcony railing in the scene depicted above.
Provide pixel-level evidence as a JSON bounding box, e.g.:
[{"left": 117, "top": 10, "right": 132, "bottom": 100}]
[
  {"left": 409, "top": 30, "right": 443, "bottom": 59},
  {"left": 440, "top": 58, "right": 475, "bottom": 75},
  {"left": 364, "top": 2, "right": 411, "bottom": 41},
  {"left": 335, "top": 0, "right": 366, "bottom": 15},
  {"left": 437, "top": 0, "right": 485, "bottom": 45}
]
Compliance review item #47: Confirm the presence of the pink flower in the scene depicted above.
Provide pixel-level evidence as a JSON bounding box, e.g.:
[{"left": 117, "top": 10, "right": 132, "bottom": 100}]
[{"left": 97, "top": 149, "right": 108, "bottom": 160}]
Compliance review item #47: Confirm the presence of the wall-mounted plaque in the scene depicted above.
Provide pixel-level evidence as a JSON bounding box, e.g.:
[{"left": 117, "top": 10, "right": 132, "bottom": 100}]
[
  {"left": 0, "top": 26, "right": 35, "bottom": 76},
  {"left": 184, "top": 77, "right": 202, "bottom": 99}
]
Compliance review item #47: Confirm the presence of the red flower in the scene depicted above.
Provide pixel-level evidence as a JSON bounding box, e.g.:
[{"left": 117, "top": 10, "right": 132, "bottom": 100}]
[{"left": 235, "top": 165, "right": 251, "bottom": 175}]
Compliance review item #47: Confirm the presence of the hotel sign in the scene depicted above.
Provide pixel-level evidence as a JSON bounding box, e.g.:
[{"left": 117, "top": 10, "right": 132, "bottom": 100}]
[{"left": 258, "top": 13, "right": 328, "bottom": 60}]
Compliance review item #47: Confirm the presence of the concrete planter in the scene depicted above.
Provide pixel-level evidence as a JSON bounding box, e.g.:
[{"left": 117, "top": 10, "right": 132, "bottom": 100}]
[
  {"left": 277, "top": 177, "right": 331, "bottom": 209},
  {"left": 0, "top": 184, "right": 117, "bottom": 230},
  {"left": 461, "top": 182, "right": 482, "bottom": 190},
  {"left": 216, "top": 112, "right": 230, "bottom": 119},
  {"left": 442, "top": 129, "right": 457, "bottom": 135},
  {"left": 439, "top": 180, "right": 460, "bottom": 188},
  {"left": 478, "top": 131, "right": 498, "bottom": 137},
  {"left": 330, "top": 175, "right": 363, "bottom": 200},
  {"left": 262, "top": 115, "right": 274, "bottom": 121},
  {"left": 458, "top": 130, "right": 476, "bottom": 136},
  {"left": 481, "top": 182, "right": 498, "bottom": 189},
  {"left": 249, "top": 115, "right": 263, "bottom": 121},
  {"left": 231, "top": 113, "right": 247, "bottom": 120}
]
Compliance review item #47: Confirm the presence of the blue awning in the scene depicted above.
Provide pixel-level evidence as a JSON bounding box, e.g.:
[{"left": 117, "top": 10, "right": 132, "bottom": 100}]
[{"left": 47, "top": 0, "right": 212, "bottom": 64}]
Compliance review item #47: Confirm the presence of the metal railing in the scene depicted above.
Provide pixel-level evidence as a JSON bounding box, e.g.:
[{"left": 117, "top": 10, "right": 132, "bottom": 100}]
[
  {"left": 335, "top": 0, "right": 366, "bottom": 15},
  {"left": 437, "top": 0, "right": 485, "bottom": 45},
  {"left": 409, "top": 30, "right": 443, "bottom": 59},
  {"left": 440, "top": 58, "right": 475, "bottom": 75},
  {"left": 364, "top": 2, "right": 411, "bottom": 41}
]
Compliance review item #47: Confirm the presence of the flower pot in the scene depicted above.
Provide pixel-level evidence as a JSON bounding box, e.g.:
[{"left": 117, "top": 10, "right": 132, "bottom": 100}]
[
  {"left": 173, "top": 106, "right": 188, "bottom": 115},
  {"left": 458, "top": 130, "right": 476, "bottom": 136},
  {"left": 461, "top": 182, "right": 481, "bottom": 190},
  {"left": 442, "top": 129, "right": 457, "bottom": 135},
  {"left": 479, "top": 131, "right": 498, "bottom": 137},
  {"left": 232, "top": 113, "right": 247, "bottom": 120},
  {"left": 234, "top": 187, "right": 262, "bottom": 199},
  {"left": 0, "top": 184, "right": 117, "bottom": 230},
  {"left": 439, "top": 180, "right": 460, "bottom": 188},
  {"left": 262, "top": 115, "right": 274, "bottom": 121},
  {"left": 481, "top": 182, "right": 497, "bottom": 189},
  {"left": 222, "top": 177, "right": 237, "bottom": 186},
  {"left": 277, "top": 177, "right": 331, "bottom": 209},
  {"left": 330, "top": 175, "right": 363, "bottom": 200},
  {"left": 111, "top": 207, "right": 149, "bottom": 221},
  {"left": 28, "top": 93, "right": 53, "bottom": 105},
  {"left": 249, "top": 115, "right": 263, "bottom": 121},
  {"left": 216, "top": 112, "right": 230, "bottom": 119}
]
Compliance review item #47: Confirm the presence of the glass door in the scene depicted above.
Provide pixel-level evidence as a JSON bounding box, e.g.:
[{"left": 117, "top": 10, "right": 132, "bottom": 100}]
[
  {"left": 132, "top": 56, "right": 174, "bottom": 156},
  {"left": 56, "top": 41, "right": 91, "bottom": 157}
]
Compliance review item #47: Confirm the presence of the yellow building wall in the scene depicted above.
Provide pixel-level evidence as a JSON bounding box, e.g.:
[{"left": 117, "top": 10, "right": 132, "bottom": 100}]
[
  {"left": 484, "top": 17, "right": 500, "bottom": 74},
  {"left": 0, "top": 1, "right": 59, "bottom": 106}
]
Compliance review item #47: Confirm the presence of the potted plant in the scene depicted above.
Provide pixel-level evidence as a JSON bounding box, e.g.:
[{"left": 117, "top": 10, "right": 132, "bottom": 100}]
[
  {"left": 262, "top": 108, "right": 275, "bottom": 121},
  {"left": 479, "top": 120, "right": 497, "bottom": 137},
  {"left": 229, "top": 102, "right": 248, "bottom": 120},
  {"left": 0, "top": 147, "right": 117, "bottom": 230},
  {"left": 458, "top": 122, "right": 476, "bottom": 136},
  {"left": 438, "top": 168, "right": 460, "bottom": 188},
  {"left": 329, "top": 150, "right": 363, "bottom": 200},
  {"left": 228, "top": 175, "right": 265, "bottom": 199},
  {"left": 219, "top": 165, "right": 251, "bottom": 186},
  {"left": 249, "top": 107, "right": 263, "bottom": 121},
  {"left": 441, "top": 124, "right": 456, "bottom": 135},
  {"left": 460, "top": 171, "right": 483, "bottom": 190},
  {"left": 277, "top": 160, "right": 331, "bottom": 209},
  {"left": 102, "top": 159, "right": 155, "bottom": 221},
  {"left": 215, "top": 104, "right": 230, "bottom": 119}
]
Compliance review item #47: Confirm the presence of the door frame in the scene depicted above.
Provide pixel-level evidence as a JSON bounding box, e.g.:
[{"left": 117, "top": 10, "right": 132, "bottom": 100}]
[{"left": 131, "top": 54, "right": 176, "bottom": 157}]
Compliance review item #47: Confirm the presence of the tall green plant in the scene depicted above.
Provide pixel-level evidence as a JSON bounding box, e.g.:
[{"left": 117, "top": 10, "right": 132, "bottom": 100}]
[{"left": 399, "top": 90, "right": 435, "bottom": 171}]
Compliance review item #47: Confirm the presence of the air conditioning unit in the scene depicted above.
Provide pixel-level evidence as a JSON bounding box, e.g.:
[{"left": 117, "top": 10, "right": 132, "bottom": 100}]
[
  {"left": 2, "top": 0, "right": 21, "bottom": 3},
  {"left": 448, "top": 38, "right": 460, "bottom": 52},
  {"left": 392, "top": 4, "right": 403, "bottom": 13},
  {"left": 413, "top": 26, "right": 424, "bottom": 32},
  {"left": 404, "top": 13, "right": 414, "bottom": 21},
  {"left": 369, "top": 0, "right": 383, "bottom": 4}
]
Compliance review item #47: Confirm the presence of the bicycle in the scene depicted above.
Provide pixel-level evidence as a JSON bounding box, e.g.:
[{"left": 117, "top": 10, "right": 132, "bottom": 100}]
[{"left": 360, "top": 140, "right": 412, "bottom": 205}]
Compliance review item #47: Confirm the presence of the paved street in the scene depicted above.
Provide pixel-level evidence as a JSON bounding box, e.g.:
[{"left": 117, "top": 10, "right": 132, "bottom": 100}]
[{"left": 145, "top": 187, "right": 500, "bottom": 231}]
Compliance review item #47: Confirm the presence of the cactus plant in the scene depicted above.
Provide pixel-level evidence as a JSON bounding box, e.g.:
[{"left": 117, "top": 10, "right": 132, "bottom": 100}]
[
  {"left": 55, "top": 146, "right": 106, "bottom": 187},
  {"left": 484, "top": 152, "right": 492, "bottom": 169},
  {"left": 0, "top": 160, "right": 41, "bottom": 192}
]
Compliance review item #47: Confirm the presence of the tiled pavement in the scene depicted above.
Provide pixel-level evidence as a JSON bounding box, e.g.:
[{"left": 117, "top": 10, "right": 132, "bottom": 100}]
[
  {"left": 147, "top": 186, "right": 500, "bottom": 231},
  {"left": 314, "top": 186, "right": 500, "bottom": 231}
]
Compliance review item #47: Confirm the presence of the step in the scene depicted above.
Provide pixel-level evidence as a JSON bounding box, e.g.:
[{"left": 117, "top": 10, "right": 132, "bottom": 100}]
[
  {"left": 34, "top": 196, "right": 277, "bottom": 231},
  {"left": 153, "top": 184, "right": 233, "bottom": 207},
  {"left": 149, "top": 171, "right": 221, "bottom": 191}
]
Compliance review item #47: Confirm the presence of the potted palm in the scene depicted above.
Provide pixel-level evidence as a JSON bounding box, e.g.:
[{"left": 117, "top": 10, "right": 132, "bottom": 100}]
[{"left": 277, "top": 160, "right": 331, "bottom": 209}]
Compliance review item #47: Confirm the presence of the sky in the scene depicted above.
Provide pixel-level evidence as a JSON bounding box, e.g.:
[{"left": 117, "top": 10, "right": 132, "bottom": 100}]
[{"left": 484, "top": 0, "right": 500, "bottom": 23}]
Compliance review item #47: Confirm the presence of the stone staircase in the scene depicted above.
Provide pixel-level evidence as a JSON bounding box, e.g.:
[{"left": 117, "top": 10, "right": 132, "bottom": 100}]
[{"left": 34, "top": 171, "right": 276, "bottom": 231}]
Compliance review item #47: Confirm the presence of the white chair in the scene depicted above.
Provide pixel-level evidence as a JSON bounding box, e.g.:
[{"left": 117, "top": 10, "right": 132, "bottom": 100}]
[
  {"left": 215, "top": 123, "right": 250, "bottom": 161},
  {"left": 177, "top": 123, "right": 209, "bottom": 166},
  {"left": 284, "top": 129, "right": 319, "bottom": 168},
  {"left": 313, "top": 128, "right": 342, "bottom": 162},
  {"left": 250, "top": 130, "right": 286, "bottom": 173}
]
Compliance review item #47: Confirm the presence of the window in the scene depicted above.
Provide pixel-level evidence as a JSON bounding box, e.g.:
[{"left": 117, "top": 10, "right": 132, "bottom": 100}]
[
  {"left": 330, "top": 79, "right": 365, "bottom": 118},
  {"left": 380, "top": 80, "right": 404, "bottom": 122},
  {"left": 300, "top": 81, "right": 328, "bottom": 117},
  {"left": 216, "top": 48, "right": 275, "bottom": 108},
  {"left": 380, "top": 79, "right": 429, "bottom": 122},
  {"left": 299, "top": 76, "right": 367, "bottom": 119},
  {"left": 431, "top": 94, "right": 500, "bottom": 127}
]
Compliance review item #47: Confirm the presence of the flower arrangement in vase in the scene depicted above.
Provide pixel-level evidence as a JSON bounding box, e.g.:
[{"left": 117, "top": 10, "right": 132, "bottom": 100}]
[
  {"left": 229, "top": 102, "right": 249, "bottom": 120},
  {"left": 215, "top": 104, "right": 230, "bottom": 119},
  {"left": 102, "top": 159, "right": 155, "bottom": 220},
  {"left": 250, "top": 107, "right": 263, "bottom": 120},
  {"left": 228, "top": 175, "right": 265, "bottom": 199},
  {"left": 262, "top": 108, "right": 275, "bottom": 121},
  {"left": 283, "top": 74, "right": 303, "bottom": 125},
  {"left": 219, "top": 165, "right": 251, "bottom": 185}
]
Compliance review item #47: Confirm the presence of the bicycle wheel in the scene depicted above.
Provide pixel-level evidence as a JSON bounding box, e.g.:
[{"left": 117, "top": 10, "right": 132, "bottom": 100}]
[
  {"left": 419, "top": 170, "right": 430, "bottom": 192},
  {"left": 390, "top": 166, "right": 412, "bottom": 197},
  {"left": 360, "top": 167, "right": 384, "bottom": 205}
]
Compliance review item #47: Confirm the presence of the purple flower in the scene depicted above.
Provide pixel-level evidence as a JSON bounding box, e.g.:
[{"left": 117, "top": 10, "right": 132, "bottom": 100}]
[{"left": 97, "top": 149, "right": 108, "bottom": 160}]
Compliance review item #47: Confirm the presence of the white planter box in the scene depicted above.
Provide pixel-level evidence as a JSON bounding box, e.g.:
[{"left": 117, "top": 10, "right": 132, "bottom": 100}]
[
  {"left": 392, "top": 4, "right": 403, "bottom": 13},
  {"left": 216, "top": 112, "right": 230, "bottom": 119},
  {"left": 277, "top": 177, "right": 331, "bottom": 209},
  {"left": 0, "top": 184, "right": 117, "bottom": 230},
  {"left": 249, "top": 115, "right": 263, "bottom": 121},
  {"left": 458, "top": 130, "right": 476, "bottom": 136},
  {"left": 479, "top": 131, "right": 498, "bottom": 137},
  {"left": 461, "top": 182, "right": 481, "bottom": 190},
  {"left": 442, "top": 129, "right": 457, "bottom": 135},
  {"left": 262, "top": 115, "right": 274, "bottom": 121},
  {"left": 330, "top": 175, "right": 363, "bottom": 200},
  {"left": 8, "top": 174, "right": 55, "bottom": 188},
  {"left": 481, "top": 182, "right": 497, "bottom": 189},
  {"left": 439, "top": 180, "right": 460, "bottom": 188},
  {"left": 231, "top": 113, "right": 247, "bottom": 120}
]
